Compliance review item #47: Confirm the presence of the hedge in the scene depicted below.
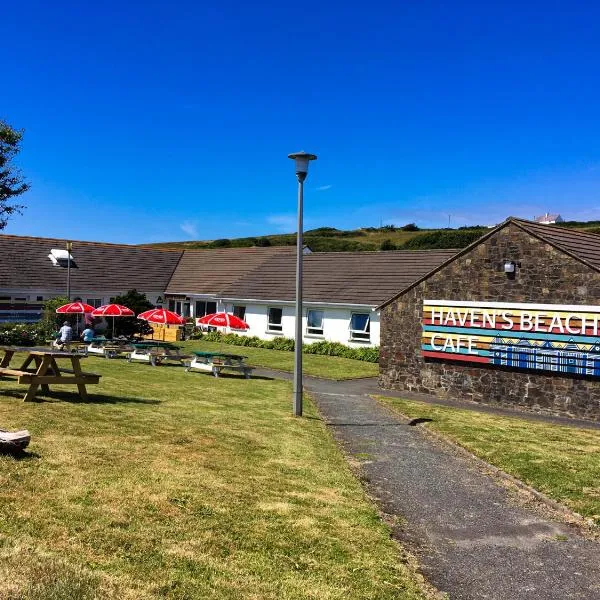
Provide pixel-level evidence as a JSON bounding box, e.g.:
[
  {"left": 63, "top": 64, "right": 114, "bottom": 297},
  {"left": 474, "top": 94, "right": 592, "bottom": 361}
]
[
  {"left": 193, "top": 331, "right": 379, "bottom": 362},
  {"left": 0, "top": 322, "right": 53, "bottom": 346}
]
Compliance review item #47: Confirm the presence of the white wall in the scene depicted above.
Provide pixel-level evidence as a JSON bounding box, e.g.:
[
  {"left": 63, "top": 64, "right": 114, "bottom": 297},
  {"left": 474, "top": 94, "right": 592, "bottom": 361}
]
[{"left": 223, "top": 302, "right": 379, "bottom": 347}]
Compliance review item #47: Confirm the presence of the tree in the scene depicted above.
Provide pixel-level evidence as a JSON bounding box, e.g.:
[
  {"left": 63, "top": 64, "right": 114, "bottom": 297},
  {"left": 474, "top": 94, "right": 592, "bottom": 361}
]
[
  {"left": 401, "top": 223, "right": 420, "bottom": 231},
  {"left": 380, "top": 239, "right": 396, "bottom": 251},
  {"left": 42, "top": 296, "right": 70, "bottom": 331},
  {"left": 0, "top": 120, "right": 29, "bottom": 230},
  {"left": 111, "top": 289, "right": 154, "bottom": 337}
]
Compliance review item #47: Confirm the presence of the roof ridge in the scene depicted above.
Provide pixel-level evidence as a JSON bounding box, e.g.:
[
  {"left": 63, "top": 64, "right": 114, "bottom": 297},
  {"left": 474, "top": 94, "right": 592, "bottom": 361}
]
[
  {"left": 0, "top": 233, "right": 183, "bottom": 252},
  {"left": 509, "top": 217, "right": 600, "bottom": 239}
]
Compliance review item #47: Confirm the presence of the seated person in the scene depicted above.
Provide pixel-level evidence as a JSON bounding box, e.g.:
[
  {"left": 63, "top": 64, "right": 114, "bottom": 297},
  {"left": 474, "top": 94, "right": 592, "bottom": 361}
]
[
  {"left": 54, "top": 321, "right": 73, "bottom": 349},
  {"left": 81, "top": 326, "right": 95, "bottom": 343}
]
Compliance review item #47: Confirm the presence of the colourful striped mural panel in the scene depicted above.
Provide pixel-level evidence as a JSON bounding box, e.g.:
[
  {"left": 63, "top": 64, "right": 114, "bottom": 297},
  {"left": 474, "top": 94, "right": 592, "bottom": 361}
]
[{"left": 421, "top": 300, "right": 600, "bottom": 377}]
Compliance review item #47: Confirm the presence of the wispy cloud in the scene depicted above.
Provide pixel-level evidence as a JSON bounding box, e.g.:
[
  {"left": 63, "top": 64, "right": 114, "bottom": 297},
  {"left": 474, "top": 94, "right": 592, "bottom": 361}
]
[
  {"left": 266, "top": 214, "right": 297, "bottom": 232},
  {"left": 316, "top": 184, "right": 333, "bottom": 191},
  {"left": 180, "top": 220, "right": 199, "bottom": 238}
]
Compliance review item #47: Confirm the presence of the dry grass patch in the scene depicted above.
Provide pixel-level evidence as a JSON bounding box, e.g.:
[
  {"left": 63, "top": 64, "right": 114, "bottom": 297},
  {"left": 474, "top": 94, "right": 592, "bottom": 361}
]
[{"left": 0, "top": 356, "right": 427, "bottom": 599}]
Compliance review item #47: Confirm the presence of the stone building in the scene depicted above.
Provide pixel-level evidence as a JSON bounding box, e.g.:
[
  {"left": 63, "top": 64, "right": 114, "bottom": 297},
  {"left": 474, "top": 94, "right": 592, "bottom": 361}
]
[{"left": 379, "top": 217, "right": 600, "bottom": 421}]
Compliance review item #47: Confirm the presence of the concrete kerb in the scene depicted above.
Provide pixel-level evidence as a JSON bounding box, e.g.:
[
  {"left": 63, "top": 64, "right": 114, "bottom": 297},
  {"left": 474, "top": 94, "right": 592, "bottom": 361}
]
[{"left": 374, "top": 394, "right": 600, "bottom": 540}]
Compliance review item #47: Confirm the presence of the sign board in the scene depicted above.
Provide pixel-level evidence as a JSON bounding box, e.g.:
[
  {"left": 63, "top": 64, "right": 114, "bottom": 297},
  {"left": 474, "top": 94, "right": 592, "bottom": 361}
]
[{"left": 422, "top": 300, "right": 600, "bottom": 376}]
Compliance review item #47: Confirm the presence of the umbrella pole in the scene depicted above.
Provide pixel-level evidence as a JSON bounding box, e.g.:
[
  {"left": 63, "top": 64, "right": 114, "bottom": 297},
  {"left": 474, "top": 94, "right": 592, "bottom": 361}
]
[{"left": 112, "top": 317, "right": 115, "bottom": 339}]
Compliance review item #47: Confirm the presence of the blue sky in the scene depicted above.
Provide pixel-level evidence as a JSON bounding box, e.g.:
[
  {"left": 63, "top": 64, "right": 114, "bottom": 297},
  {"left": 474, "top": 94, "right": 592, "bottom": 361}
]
[{"left": 4, "top": 1, "right": 600, "bottom": 242}]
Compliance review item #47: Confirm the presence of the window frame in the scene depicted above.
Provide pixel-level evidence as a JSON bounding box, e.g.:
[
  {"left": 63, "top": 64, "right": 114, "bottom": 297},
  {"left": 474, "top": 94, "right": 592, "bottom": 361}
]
[
  {"left": 306, "top": 309, "right": 325, "bottom": 337},
  {"left": 86, "top": 298, "right": 103, "bottom": 308},
  {"left": 349, "top": 312, "right": 371, "bottom": 342},
  {"left": 267, "top": 307, "right": 283, "bottom": 333},
  {"left": 233, "top": 305, "right": 246, "bottom": 321}
]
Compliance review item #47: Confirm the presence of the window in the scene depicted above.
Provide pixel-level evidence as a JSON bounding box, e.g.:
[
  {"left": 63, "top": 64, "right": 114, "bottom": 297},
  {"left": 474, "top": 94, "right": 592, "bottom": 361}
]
[
  {"left": 233, "top": 305, "right": 246, "bottom": 320},
  {"left": 48, "top": 248, "right": 78, "bottom": 268},
  {"left": 306, "top": 309, "right": 324, "bottom": 336},
  {"left": 350, "top": 313, "right": 370, "bottom": 342},
  {"left": 267, "top": 307, "right": 283, "bottom": 332},
  {"left": 36, "top": 296, "right": 44, "bottom": 302},
  {"left": 195, "top": 300, "right": 217, "bottom": 317},
  {"left": 86, "top": 298, "right": 102, "bottom": 308}
]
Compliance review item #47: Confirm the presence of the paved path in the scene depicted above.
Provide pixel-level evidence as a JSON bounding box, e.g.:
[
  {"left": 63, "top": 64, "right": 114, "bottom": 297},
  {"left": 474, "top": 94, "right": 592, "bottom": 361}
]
[{"left": 257, "top": 369, "right": 600, "bottom": 599}]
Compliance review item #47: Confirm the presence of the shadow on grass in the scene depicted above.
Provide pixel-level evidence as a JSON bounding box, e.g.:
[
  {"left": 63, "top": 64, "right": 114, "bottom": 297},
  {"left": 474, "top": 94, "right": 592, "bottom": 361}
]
[
  {"left": 186, "top": 372, "right": 275, "bottom": 381},
  {"left": 0, "top": 389, "right": 161, "bottom": 405},
  {"left": 0, "top": 447, "right": 40, "bottom": 460}
]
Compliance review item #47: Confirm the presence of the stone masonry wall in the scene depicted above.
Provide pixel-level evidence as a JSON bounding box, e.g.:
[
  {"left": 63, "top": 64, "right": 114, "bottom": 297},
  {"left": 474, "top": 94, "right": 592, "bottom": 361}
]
[{"left": 379, "top": 223, "right": 600, "bottom": 421}]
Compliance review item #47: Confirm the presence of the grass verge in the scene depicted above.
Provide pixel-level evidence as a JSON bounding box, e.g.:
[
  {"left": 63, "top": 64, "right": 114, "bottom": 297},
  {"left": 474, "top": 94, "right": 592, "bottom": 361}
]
[
  {"left": 0, "top": 355, "right": 426, "bottom": 599},
  {"left": 378, "top": 396, "right": 600, "bottom": 526},
  {"left": 180, "top": 340, "right": 379, "bottom": 380}
]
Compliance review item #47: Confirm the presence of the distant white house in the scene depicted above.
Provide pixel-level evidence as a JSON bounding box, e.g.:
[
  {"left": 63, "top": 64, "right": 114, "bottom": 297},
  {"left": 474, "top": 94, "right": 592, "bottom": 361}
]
[{"left": 535, "top": 212, "right": 564, "bottom": 225}]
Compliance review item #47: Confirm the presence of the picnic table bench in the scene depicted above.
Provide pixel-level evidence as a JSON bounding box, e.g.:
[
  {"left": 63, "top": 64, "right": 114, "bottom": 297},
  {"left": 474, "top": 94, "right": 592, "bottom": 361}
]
[
  {"left": 0, "top": 346, "right": 100, "bottom": 401},
  {"left": 86, "top": 337, "right": 134, "bottom": 359},
  {"left": 127, "top": 342, "right": 191, "bottom": 366},
  {"left": 186, "top": 351, "right": 254, "bottom": 379}
]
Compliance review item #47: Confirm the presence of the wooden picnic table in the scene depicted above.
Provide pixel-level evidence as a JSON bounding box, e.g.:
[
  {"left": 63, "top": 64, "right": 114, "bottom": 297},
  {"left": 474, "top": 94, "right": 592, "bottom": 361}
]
[
  {"left": 0, "top": 346, "right": 100, "bottom": 401},
  {"left": 186, "top": 351, "right": 253, "bottom": 378},
  {"left": 127, "top": 342, "right": 191, "bottom": 367}
]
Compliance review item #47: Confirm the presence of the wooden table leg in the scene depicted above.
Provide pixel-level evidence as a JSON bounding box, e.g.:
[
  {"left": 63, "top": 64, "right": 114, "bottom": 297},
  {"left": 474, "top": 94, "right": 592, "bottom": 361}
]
[
  {"left": 23, "top": 355, "right": 52, "bottom": 402},
  {"left": 0, "top": 349, "right": 14, "bottom": 368},
  {"left": 70, "top": 356, "right": 89, "bottom": 401}
]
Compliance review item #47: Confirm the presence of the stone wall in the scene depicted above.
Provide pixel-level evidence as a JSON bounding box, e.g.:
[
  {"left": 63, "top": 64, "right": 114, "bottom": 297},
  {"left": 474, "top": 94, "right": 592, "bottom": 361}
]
[{"left": 379, "top": 222, "right": 600, "bottom": 420}]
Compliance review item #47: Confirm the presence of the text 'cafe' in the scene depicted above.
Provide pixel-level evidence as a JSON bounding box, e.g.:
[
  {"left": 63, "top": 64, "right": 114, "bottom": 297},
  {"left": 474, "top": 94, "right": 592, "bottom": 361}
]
[{"left": 379, "top": 217, "right": 600, "bottom": 422}]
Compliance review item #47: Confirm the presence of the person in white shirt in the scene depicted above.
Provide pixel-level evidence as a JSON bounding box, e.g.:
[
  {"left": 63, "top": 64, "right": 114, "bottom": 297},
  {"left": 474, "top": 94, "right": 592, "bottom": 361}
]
[{"left": 54, "top": 321, "right": 73, "bottom": 349}]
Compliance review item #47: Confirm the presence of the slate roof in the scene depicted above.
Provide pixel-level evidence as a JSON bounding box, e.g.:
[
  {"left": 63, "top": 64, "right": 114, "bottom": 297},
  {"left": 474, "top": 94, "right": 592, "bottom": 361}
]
[
  {"left": 377, "top": 217, "right": 600, "bottom": 309},
  {"left": 165, "top": 246, "right": 297, "bottom": 295},
  {"left": 219, "top": 249, "right": 459, "bottom": 306},
  {"left": 0, "top": 234, "right": 183, "bottom": 293},
  {"left": 512, "top": 218, "right": 600, "bottom": 270}
]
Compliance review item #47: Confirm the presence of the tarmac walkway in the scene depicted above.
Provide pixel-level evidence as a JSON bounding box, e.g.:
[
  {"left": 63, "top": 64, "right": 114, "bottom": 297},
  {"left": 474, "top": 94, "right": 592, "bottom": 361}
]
[{"left": 257, "top": 369, "right": 600, "bottom": 599}]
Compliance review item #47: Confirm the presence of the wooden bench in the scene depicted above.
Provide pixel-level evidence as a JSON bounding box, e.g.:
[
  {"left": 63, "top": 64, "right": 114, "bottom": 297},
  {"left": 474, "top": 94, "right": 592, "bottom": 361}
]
[{"left": 0, "top": 347, "right": 101, "bottom": 402}]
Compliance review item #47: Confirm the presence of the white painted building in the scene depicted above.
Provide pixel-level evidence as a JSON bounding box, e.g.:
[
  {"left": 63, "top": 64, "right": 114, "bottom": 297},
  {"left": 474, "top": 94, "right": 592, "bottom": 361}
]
[{"left": 0, "top": 234, "right": 457, "bottom": 347}]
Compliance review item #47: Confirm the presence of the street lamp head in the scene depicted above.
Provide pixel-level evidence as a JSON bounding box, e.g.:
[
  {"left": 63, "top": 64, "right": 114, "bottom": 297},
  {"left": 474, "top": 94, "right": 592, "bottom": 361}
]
[{"left": 288, "top": 151, "right": 317, "bottom": 182}]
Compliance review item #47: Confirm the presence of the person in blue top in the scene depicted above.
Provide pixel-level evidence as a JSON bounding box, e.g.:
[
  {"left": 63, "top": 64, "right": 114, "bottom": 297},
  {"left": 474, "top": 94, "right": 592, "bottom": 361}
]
[{"left": 81, "top": 326, "right": 95, "bottom": 343}]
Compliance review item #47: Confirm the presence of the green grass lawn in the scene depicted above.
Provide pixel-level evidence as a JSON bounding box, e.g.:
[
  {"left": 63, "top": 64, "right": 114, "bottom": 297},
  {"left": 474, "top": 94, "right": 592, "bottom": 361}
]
[
  {"left": 378, "top": 396, "right": 600, "bottom": 526},
  {"left": 180, "top": 340, "right": 379, "bottom": 380},
  {"left": 0, "top": 355, "right": 426, "bottom": 599}
]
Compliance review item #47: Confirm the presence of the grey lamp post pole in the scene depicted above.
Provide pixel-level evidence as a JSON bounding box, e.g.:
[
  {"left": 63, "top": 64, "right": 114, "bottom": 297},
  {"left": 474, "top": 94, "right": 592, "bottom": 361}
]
[
  {"left": 66, "top": 241, "right": 72, "bottom": 300},
  {"left": 288, "top": 151, "right": 317, "bottom": 417}
]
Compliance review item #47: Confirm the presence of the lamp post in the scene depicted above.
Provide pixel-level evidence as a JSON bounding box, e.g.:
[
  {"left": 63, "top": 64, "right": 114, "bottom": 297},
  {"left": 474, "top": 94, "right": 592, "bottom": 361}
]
[
  {"left": 66, "top": 241, "right": 73, "bottom": 300},
  {"left": 288, "top": 151, "right": 317, "bottom": 417}
]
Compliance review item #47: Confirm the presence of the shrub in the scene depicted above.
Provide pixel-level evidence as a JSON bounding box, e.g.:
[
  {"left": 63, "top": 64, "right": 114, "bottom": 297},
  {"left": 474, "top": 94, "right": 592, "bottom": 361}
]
[
  {"left": 401, "top": 229, "right": 485, "bottom": 250},
  {"left": 0, "top": 322, "right": 52, "bottom": 346},
  {"left": 379, "top": 239, "right": 396, "bottom": 251},
  {"left": 195, "top": 330, "right": 379, "bottom": 362}
]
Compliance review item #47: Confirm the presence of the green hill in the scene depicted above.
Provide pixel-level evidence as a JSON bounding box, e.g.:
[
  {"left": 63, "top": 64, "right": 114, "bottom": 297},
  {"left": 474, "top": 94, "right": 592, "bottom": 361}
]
[{"left": 144, "top": 220, "right": 600, "bottom": 252}]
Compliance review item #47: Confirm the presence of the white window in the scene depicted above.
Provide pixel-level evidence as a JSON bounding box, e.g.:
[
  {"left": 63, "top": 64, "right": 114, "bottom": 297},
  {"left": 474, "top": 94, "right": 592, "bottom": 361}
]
[
  {"left": 267, "top": 307, "right": 283, "bottom": 332},
  {"left": 86, "top": 298, "right": 102, "bottom": 308},
  {"left": 306, "top": 309, "right": 324, "bottom": 336},
  {"left": 350, "top": 313, "right": 370, "bottom": 342},
  {"left": 48, "top": 248, "right": 78, "bottom": 268},
  {"left": 233, "top": 305, "right": 246, "bottom": 320}
]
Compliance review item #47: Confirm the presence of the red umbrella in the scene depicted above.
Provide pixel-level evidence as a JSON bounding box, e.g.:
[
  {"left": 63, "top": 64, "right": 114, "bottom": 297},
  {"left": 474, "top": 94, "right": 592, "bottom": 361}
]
[
  {"left": 55, "top": 302, "right": 95, "bottom": 336},
  {"left": 56, "top": 302, "right": 95, "bottom": 314},
  {"left": 91, "top": 304, "right": 135, "bottom": 317},
  {"left": 197, "top": 312, "right": 249, "bottom": 330},
  {"left": 91, "top": 304, "right": 135, "bottom": 337},
  {"left": 138, "top": 308, "right": 185, "bottom": 325}
]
